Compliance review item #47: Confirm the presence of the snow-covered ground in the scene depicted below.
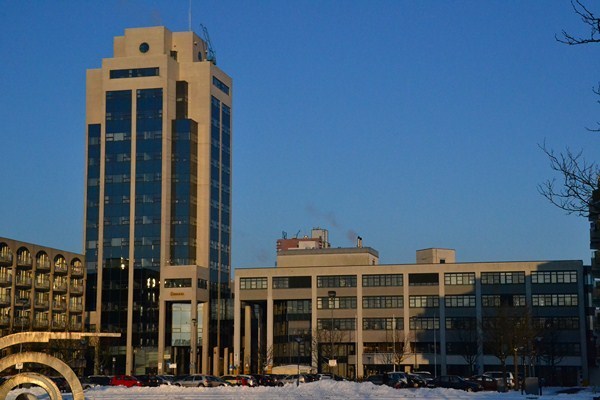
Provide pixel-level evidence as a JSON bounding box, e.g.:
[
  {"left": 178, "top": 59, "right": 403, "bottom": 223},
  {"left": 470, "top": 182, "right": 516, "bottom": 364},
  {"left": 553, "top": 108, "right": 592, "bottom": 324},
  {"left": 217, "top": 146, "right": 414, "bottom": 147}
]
[{"left": 5, "top": 381, "right": 599, "bottom": 400}]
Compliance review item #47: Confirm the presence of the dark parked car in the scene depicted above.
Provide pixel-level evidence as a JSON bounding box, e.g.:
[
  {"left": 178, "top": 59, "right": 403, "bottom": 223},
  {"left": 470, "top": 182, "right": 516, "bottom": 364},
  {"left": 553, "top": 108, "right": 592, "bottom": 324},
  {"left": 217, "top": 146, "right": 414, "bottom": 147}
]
[
  {"left": 251, "top": 374, "right": 278, "bottom": 386},
  {"left": 136, "top": 375, "right": 161, "bottom": 387},
  {"left": 412, "top": 371, "right": 434, "bottom": 386},
  {"left": 407, "top": 373, "right": 427, "bottom": 387},
  {"left": 433, "top": 375, "right": 483, "bottom": 392},
  {"left": 366, "top": 372, "right": 409, "bottom": 388},
  {"left": 82, "top": 375, "right": 111, "bottom": 389},
  {"left": 467, "top": 374, "right": 498, "bottom": 391}
]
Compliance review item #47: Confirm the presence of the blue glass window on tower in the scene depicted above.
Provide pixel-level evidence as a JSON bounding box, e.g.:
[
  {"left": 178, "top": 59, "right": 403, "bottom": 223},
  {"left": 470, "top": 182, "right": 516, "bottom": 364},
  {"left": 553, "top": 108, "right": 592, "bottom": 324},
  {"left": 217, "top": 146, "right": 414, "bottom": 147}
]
[
  {"left": 209, "top": 96, "right": 221, "bottom": 284},
  {"left": 85, "top": 124, "right": 101, "bottom": 273},
  {"left": 134, "top": 88, "right": 163, "bottom": 347},
  {"left": 134, "top": 88, "right": 163, "bottom": 271},
  {"left": 212, "top": 76, "right": 230, "bottom": 95},
  {"left": 110, "top": 67, "right": 159, "bottom": 79},
  {"left": 171, "top": 119, "right": 198, "bottom": 266},
  {"left": 102, "top": 90, "right": 132, "bottom": 337}
]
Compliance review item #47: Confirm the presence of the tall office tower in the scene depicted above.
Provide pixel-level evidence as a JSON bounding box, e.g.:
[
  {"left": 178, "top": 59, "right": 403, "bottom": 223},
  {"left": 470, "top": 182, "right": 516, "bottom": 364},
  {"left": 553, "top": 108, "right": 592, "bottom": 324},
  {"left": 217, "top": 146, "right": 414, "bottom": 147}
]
[{"left": 84, "top": 27, "right": 232, "bottom": 375}]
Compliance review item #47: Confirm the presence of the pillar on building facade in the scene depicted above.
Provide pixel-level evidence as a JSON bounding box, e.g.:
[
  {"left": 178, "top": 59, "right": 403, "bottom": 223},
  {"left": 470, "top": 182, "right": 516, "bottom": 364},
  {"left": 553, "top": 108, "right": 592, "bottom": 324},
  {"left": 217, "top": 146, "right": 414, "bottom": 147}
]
[
  {"left": 190, "top": 300, "right": 198, "bottom": 374},
  {"left": 267, "top": 291, "right": 274, "bottom": 372},
  {"left": 244, "top": 305, "right": 251, "bottom": 373},
  {"left": 223, "top": 347, "right": 229, "bottom": 375},
  {"left": 157, "top": 297, "right": 167, "bottom": 374},
  {"left": 201, "top": 301, "right": 210, "bottom": 373},
  {"left": 233, "top": 295, "right": 241, "bottom": 374},
  {"left": 213, "top": 347, "right": 220, "bottom": 376}
]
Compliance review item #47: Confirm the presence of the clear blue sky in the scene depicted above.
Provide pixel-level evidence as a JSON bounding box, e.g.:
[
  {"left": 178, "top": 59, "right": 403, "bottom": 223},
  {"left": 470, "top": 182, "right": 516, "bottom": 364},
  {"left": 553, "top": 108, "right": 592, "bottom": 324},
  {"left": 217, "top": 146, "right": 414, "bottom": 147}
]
[{"left": 1, "top": 1, "right": 598, "bottom": 270}]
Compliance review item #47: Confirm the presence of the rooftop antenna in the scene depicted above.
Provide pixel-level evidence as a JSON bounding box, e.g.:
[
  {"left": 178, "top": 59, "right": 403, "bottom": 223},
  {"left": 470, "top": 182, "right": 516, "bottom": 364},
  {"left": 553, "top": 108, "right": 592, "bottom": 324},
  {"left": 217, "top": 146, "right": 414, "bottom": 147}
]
[
  {"left": 200, "top": 23, "right": 217, "bottom": 65},
  {"left": 188, "top": 0, "right": 192, "bottom": 31}
]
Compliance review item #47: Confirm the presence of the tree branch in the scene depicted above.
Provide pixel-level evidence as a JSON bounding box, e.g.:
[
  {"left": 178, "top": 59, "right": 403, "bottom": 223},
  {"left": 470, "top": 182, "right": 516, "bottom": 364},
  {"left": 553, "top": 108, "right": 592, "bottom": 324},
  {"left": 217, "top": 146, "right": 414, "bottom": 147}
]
[
  {"left": 556, "top": 0, "right": 600, "bottom": 45},
  {"left": 537, "top": 142, "right": 599, "bottom": 217}
]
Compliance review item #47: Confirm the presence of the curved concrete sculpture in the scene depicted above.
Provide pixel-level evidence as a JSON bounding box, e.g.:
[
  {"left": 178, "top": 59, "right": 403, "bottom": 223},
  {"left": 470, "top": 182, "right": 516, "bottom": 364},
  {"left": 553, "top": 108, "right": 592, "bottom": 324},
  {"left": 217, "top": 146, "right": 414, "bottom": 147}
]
[
  {"left": 0, "top": 332, "right": 119, "bottom": 400},
  {"left": 0, "top": 352, "right": 84, "bottom": 400},
  {"left": 0, "top": 372, "right": 62, "bottom": 400}
]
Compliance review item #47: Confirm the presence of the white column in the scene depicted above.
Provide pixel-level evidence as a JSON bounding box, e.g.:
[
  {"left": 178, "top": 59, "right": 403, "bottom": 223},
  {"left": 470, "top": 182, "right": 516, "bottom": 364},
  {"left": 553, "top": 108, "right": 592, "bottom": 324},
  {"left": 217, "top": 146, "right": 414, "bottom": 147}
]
[
  {"left": 244, "top": 305, "right": 252, "bottom": 373},
  {"left": 233, "top": 280, "right": 241, "bottom": 373},
  {"left": 267, "top": 280, "right": 274, "bottom": 371},
  {"left": 157, "top": 296, "right": 167, "bottom": 374}
]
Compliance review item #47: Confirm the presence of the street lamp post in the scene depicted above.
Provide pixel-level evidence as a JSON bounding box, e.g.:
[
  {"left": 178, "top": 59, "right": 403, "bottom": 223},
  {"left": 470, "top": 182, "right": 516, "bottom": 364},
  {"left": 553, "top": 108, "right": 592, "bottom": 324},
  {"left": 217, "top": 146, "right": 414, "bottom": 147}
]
[
  {"left": 328, "top": 290, "right": 336, "bottom": 375},
  {"left": 295, "top": 337, "right": 302, "bottom": 386}
]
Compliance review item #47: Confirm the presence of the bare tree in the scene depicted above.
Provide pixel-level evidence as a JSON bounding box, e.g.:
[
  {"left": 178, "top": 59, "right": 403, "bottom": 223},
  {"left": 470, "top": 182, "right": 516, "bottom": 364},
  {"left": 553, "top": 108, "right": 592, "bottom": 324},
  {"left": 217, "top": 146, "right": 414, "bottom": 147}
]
[
  {"left": 538, "top": 143, "right": 600, "bottom": 217},
  {"left": 256, "top": 337, "right": 273, "bottom": 373},
  {"left": 537, "top": 322, "right": 566, "bottom": 385},
  {"left": 311, "top": 326, "right": 348, "bottom": 373},
  {"left": 380, "top": 327, "right": 412, "bottom": 370},
  {"left": 456, "top": 322, "right": 480, "bottom": 376},
  {"left": 540, "top": 1, "right": 600, "bottom": 215},
  {"left": 556, "top": 0, "right": 600, "bottom": 46}
]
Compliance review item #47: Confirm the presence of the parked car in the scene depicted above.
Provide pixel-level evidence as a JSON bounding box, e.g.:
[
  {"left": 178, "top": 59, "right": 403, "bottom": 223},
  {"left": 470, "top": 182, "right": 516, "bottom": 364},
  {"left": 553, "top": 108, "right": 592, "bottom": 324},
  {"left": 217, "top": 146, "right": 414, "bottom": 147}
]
[
  {"left": 366, "top": 372, "right": 408, "bottom": 389},
  {"left": 220, "top": 374, "right": 256, "bottom": 386},
  {"left": 251, "top": 374, "right": 278, "bottom": 386},
  {"left": 407, "top": 373, "right": 427, "bottom": 388},
  {"left": 174, "top": 374, "right": 229, "bottom": 387},
  {"left": 110, "top": 375, "right": 142, "bottom": 388},
  {"left": 365, "top": 374, "right": 385, "bottom": 385},
  {"left": 156, "top": 375, "right": 175, "bottom": 385},
  {"left": 82, "top": 375, "right": 111, "bottom": 389},
  {"left": 467, "top": 374, "right": 498, "bottom": 391},
  {"left": 279, "top": 374, "right": 309, "bottom": 385},
  {"left": 384, "top": 372, "right": 410, "bottom": 388},
  {"left": 265, "top": 374, "right": 285, "bottom": 386},
  {"left": 412, "top": 371, "right": 434, "bottom": 386},
  {"left": 432, "top": 375, "right": 483, "bottom": 392},
  {"left": 484, "top": 371, "right": 515, "bottom": 389},
  {"left": 204, "top": 375, "right": 231, "bottom": 387},
  {"left": 136, "top": 375, "right": 161, "bottom": 387}
]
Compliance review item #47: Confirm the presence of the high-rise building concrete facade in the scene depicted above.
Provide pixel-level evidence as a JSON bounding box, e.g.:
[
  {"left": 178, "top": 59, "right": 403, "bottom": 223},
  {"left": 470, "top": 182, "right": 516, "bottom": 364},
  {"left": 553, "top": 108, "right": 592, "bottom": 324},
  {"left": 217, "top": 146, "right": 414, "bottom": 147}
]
[{"left": 84, "top": 26, "right": 232, "bottom": 375}]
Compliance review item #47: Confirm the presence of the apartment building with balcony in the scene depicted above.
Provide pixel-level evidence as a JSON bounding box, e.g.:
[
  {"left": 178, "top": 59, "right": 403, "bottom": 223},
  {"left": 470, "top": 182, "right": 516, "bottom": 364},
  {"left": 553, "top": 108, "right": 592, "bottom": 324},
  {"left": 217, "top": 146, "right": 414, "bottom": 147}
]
[{"left": 0, "top": 237, "right": 86, "bottom": 336}]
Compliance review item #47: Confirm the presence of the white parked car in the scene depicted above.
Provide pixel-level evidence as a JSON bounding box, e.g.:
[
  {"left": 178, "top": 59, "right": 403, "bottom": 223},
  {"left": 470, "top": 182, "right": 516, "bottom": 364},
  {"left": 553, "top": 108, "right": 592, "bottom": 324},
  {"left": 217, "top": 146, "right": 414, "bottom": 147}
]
[{"left": 484, "top": 371, "right": 515, "bottom": 388}]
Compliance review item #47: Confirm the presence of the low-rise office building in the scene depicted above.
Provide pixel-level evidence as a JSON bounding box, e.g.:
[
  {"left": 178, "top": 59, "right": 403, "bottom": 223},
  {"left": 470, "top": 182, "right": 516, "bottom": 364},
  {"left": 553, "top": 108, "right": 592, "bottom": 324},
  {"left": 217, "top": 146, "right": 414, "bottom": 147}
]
[{"left": 234, "top": 240, "right": 589, "bottom": 385}]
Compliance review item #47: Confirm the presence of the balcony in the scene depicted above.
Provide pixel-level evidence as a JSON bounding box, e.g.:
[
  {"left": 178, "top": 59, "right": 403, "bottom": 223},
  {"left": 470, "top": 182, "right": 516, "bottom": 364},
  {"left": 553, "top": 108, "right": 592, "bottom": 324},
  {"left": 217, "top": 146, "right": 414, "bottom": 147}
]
[
  {"left": 36, "top": 259, "right": 50, "bottom": 271},
  {"left": 51, "top": 320, "right": 66, "bottom": 330},
  {"left": 54, "top": 263, "right": 68, "bottom": 275},
  {"left": 0, "top": 253, "right": 13, "bottom": 266},
  {"left": 35, "top": 279, "right": 50, "bottom": 291},
  {"left": 0, "top": 295, "right": 10, "bottom": 306},
  {"left": 14, "top": 317, "right": 30, "bottom": 330},
  {"left": 34, "top": 299, "right": 49, "bottom": 309},
  {"left": 69, "top": 322, "right": 83, "bottom": 331},
  {"left": 15, "top": 277, "right": 32, "bottom": 287},
  {"left": 71, "top": 266, "right": 84, "bottom": 277},
  {"left": 0, "top": 316, "right": 9, "bottom": 326},
  {"left": 69, "top": 304, "right": 83, "bottom": 313},
  {"left": 16, "top": 256, "right": 33, "bottom": 268},
  {"left": 0, "top": 274, "right": 12, "bottom": 286},
  {"left": 33, "top": 319, "right": 49, "bottom": 329},
  {"left": 52, "top": 282, "right": 67, "bottom": 292},
  {"left": 52, "top": 302, "right": 66, "bottom": 312},
  {"left": 70, "top": 285, "right": 84, "bottom": 296}
]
